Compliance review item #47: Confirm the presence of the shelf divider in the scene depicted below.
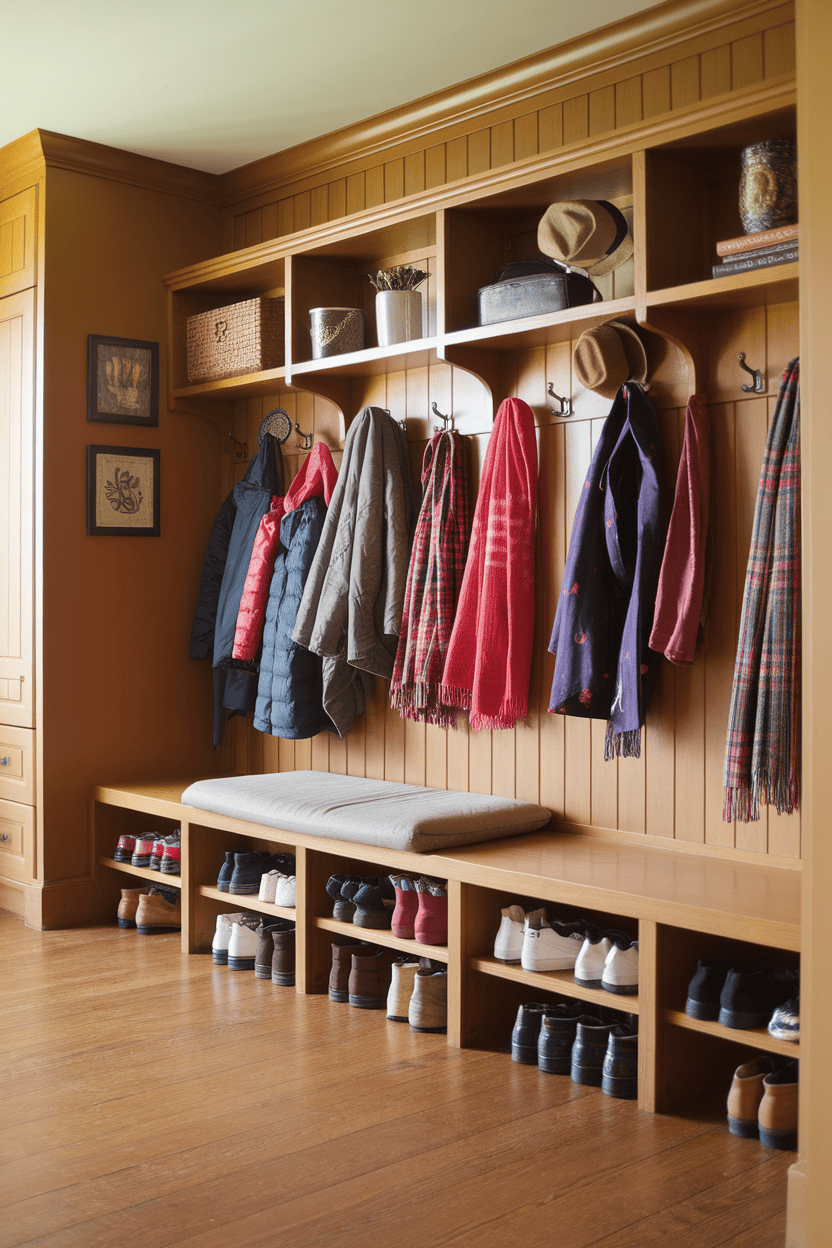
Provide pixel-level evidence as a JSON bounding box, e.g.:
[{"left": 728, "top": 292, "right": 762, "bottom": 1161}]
[{"left": 315, "top": 915, "right": 449, "bottom": 963}]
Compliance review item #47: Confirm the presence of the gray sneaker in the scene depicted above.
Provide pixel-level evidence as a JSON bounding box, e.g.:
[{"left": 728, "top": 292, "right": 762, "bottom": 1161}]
[{"left": 768, "top": 996, "right": 800, "bottom": 1042}]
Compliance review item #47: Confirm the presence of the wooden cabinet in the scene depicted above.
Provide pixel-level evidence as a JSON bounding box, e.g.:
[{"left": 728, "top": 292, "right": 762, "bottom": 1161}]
[{"left": 0, "top": 186, "right": 37, "bottom": 299}]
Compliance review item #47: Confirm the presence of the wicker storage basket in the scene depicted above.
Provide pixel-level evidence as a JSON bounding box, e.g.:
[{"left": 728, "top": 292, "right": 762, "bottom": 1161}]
[{"left": 187, "top": 297, "right": 284, "bottom": 383}]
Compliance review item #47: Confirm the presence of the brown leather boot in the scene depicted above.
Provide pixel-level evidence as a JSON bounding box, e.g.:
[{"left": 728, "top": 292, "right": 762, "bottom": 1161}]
[
  {"left": 348, "top": 947, "right": 398, "bottom": 1009},
  {"left": 271, "top": 925, "right": 296, "bottom": 987},
  {"left": 254, "top": 919, "right": 293, "bottom": 980},
  {"left": 329, "top": 939, "right": 364, "bottom": 1002},
  {"left": 758, "top": 1060, "right": 799, "bottom": 1150},
  {"left": 117, "top": 887, "right": 150, "bottom": 929},
  {"left": 135, "top": 887, "right": 181, "bottom": 933},
  {"left": 727, "top": 1055, "right": 777, "bottom": 1137}
]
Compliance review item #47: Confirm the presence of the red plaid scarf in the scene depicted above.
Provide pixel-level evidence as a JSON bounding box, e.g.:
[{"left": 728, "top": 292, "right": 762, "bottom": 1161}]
[
  {"left": 442, "top": 398, "right": 538, "bottom": 731},
  {"left": 390, "top": 431, "right": 469, "bottom": 727},
  {"left": 723, "top": 358, "right": 801, "bottom": 822}
]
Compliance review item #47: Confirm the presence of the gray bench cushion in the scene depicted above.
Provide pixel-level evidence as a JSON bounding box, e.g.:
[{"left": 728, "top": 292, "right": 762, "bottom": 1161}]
[{"left": 181, "top": 771, "right": 551, "bottom": 853}]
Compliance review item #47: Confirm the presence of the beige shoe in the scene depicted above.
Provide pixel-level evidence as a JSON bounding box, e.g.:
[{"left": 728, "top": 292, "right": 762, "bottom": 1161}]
[
  {"left": 117, "top": 887, "right": 150, "bottom": 929},
  {"left": 758, "top": 1060, "right": 799, "bottom": 1150},
  {"left": 135, "top": 887, "right": 181, "bottom": 933},
  {"left": 387, "top": 958, "right": 419, "bottom": 1022},
  {"left": 727, "top": 1055, "right": 777, "bottom": 1137},
  {"left": 408, "top": 963, "right": 447, "bottom": 1033}
]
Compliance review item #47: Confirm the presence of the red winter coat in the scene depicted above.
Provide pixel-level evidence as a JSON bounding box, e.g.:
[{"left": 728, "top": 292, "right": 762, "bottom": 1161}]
[{"left": 232, "top": 444, "right": 338, "bottom": 661}]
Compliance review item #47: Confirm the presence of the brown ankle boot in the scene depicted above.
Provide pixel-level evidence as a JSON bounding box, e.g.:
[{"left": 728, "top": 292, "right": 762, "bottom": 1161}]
[
  {"left": 117, "top": 887, "right": 150, "bottom": 929},
  {"left": 271, "top": 925, "right": 296, "bottom": 987},
  {"left": 328, "top": 939, "right": 364, "bottom": 1002},
  {"left": 758, "top": 1060, "right": 799, "bottom": 1150},
  {"left": 135, "top": 887, "right": 181, "bottom": 933},
  {"left": 727, "top": 1055, "right": 777, "bottom": 1137},
  {"left": 348, "top": 947, "right": 398, "bottom": 1009}
]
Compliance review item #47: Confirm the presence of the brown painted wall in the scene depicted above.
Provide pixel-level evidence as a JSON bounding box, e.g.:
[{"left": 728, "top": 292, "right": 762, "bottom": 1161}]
[{"left": 40, "top": 170, "right": 224, "bottom": 885}]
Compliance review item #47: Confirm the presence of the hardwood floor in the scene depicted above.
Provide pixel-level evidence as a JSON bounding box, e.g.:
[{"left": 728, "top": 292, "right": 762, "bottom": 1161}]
[{"left": 0, "top": 911, "right": 790, "bottom": 1248}]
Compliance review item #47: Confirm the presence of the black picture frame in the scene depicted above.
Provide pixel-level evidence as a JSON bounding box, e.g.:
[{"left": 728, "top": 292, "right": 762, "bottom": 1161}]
[
  {"left": 87, "top": 334, "right": 159, "bottom": 427},
  {"left": 87, "top": 445, "right": 161, "bottom": 537}
]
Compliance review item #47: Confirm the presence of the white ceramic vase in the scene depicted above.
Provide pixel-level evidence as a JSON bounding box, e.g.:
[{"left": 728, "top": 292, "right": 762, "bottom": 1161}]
[{"left": 375, "top": 290, "right": 422, "bottom": 346}]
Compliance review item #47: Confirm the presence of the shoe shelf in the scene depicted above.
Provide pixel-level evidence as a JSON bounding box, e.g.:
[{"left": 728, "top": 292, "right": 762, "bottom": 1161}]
[
  {"left": 197, "top": 883, "right": 295, "bottom": 920},
  {"left": 469, "top": 954, "right": 639, "bottom": 1014},
  {"left": 314, "top": 915, "right": 450, "bottom": 964},
  {"left": 98, "top": 856, "right": 183, "bottom": 888},
  {"left": 664, "top": 1009, "right": 799, "bottom": 1058}
]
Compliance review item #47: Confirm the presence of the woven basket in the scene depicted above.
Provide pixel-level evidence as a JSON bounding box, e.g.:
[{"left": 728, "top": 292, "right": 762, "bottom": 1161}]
[{"left": 187, "top": 297, "right": 284, "bottom": 383}]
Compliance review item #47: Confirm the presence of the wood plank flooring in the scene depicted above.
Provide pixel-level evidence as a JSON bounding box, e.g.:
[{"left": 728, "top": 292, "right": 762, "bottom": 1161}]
[{"left": 0, "top": 911, "right": 790, "bottom": 1247}]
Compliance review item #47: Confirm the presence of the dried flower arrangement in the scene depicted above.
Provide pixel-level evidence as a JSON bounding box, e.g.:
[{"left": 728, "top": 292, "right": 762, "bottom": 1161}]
[{"left": 367, "top": 264, "right": 429, "bottom": 291}]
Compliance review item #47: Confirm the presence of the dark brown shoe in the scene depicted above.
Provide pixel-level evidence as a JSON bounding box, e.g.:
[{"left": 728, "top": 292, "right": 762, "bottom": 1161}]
[
  {"left": 255, "top": 919, "right": 293, "bottom": 980},
  {"left": 329, "top": 939, "right": 365, "bottom": 1002},
  {"left": 271, "top": 925, "right": 296, "bottom": 986},
  {"left": 348, "top": 947, "right": 399, "bottom": 1009}
]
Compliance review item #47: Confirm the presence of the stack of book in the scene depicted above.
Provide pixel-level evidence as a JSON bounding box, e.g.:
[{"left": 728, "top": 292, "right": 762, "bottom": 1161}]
[{"left": 712, "top": 224, "right": 798, "bottom": 278}]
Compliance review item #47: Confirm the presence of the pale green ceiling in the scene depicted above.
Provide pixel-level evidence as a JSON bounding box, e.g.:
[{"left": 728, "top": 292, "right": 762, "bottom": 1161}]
[{"left": 2, "top": 0, "right": 667, "bottom": 174}]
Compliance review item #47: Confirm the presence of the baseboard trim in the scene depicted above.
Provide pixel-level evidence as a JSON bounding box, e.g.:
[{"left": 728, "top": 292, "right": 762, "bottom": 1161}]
[
  {"left": 21, "top": 878, "right": 95, "bottom": 930},
  {"left": 786, "top": 1157, "right": 807, "bottom": 1247}
]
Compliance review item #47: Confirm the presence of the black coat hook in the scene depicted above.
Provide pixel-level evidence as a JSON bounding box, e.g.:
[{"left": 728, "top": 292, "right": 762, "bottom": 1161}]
[
  {"left": 547, "top": 383, "right": 573, "bottom": 417},
  {"left": 229, "top": 432, "right": 247, "bottom": 460},
  {"left": 295, "top": 422, "right": 314, "bottom": 451},
  {"left": 738, "top": 352, "right": 766, "bottom": 394}
]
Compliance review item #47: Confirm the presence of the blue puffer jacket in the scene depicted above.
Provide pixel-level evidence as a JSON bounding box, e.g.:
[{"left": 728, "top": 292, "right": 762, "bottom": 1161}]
[{"left": 253, "top": 495, "right": 334, "bottom": 740}]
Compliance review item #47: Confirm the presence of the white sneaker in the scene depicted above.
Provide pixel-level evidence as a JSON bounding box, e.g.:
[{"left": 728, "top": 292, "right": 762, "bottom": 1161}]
[
  {"left": 602, "top": 940, "right": 639, "bottom": 995},
  {"left": 493, "top": 904, "right": 527, "bottom": 964},
  {"left": 258, "top": 870, "right": 279, "bottom": 903},
  {"left": 274, "top": 874, "right": 297, "bottom": 908},
  {"left": 574, "top": 929, "right": 631, "bottom": 987},
  {"left": 520, "top": 911, "right": 587, "bottom": 973},
  {"left": 211, "top": 912, "right": 246, "bottom": 965},
  {"left": 227, "top": 915, "right": 261, "bottom": 970}
]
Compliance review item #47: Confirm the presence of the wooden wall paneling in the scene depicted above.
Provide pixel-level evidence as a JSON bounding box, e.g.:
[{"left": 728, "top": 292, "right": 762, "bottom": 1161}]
[
  {"left": 328, "top": 180, "right": 346, "bottom": 221},
  {"left": 642, "top": 65, "right": 672, "bottom": 118},
  {"left": 514, "top": 113, "right": 539, "bottom": 163},
  {"left": 615, "top": 77, "right": 643, "bottom": 129},
  {"left": 538, "top": 102, "right": 564, "bottom": 154},
  {"left": 445, "top": 137, "right": 467, "bottom": 184},
  {"left": 245, "top": 209, "right": 262, "bottom": 247},
  {"left": 261, "top": 202, "right": 278, "bottom": 241},
  {"left": 589, "top": 86, "right": 616, "bottom": 137},
  {"left": 294, "top": 191, "right": 311, "bottom": 232},
  {"left": 277, "top": 198, "right": 294, "bottom": 237},
  {"left": 447, "top": 716, "right": 469, "bottom": 795},
  {"left": 383, "top": 160, "right": 404, "bottom": 204},
  {"left": 731, "top": 31, "right": 765, "bottom": 89},
  {"left": 346, "top": 174, "right": 365, "bottom": 218},
  {"left": 278, "top": 736, "right": 295, "bottom": 775},
  {"left": 563, "top": 96, "right": 589, "bottom": 146},
  {"left": 232, "top": 215, "right": 246, "bottom": 250},
  {"left": 562, "top": 417, "right": 593, "bottom": 824},
  {"left": 467, "top": 130, "right": 491, "bottom": 177},
  {"left": 310, "top": 185, "right": 329, "bottom": 227},
  {"left": 490, "top": 121, "right": 514, "bottom": 170},
  {"left": 537, "top": 399, "right": 565, "bottom": 818},
  {"left": 763, "top": 21, "right": 796, "bottom": 78},
  {"left": 586, "top": 414, "right": 619, "bottom": 833},
  {"left": 704, "top": 402, "right": 739, "bottom": 851},
  {"left": 425, "top": 145, "right": 446, "bottom": 189},
  {"left": 404, "top": 152, "right": 426, "bottom": 198},
  {"left": 701, "top": 43, "right": 733, "bottom": 97},
  {"left": 671, "top": 55, "right": 702, "bottom": 110}
]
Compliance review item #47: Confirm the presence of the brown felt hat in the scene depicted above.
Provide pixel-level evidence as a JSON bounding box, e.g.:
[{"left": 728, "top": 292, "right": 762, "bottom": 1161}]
[
  {"left": 538, "top": 200, "right": 634, "bottom": 277},
  {"left": 573, "top": 321, "right": 648, "bottom": 400}
]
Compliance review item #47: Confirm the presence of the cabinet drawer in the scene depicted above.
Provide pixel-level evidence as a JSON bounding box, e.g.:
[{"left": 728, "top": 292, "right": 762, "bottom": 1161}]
[
  {"left": 0, "top": 797, "right": 34, "bottom": 882},
  {"left": 0, "top": 726, "right": 34, "bottom": 804}
]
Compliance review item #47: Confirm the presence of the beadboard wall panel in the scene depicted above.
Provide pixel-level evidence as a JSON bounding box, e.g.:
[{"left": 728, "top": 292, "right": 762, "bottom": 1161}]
[
  {"left": 222, "top": 9, "right": 795, "bottom": 252},
  {"left": 225, "top": 296, "right": 799, "bottom": 863}
]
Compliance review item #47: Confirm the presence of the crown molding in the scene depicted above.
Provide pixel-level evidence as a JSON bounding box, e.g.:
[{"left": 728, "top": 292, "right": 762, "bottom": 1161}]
[
  {"left": 36, "top": 130, "right": 220, "bottom": 204},
  {"left": 219, "top": 0, "right": 791, "bottom": 206},
  {"left": 0, "top": 131, "right": 47, "bottom": 195}
]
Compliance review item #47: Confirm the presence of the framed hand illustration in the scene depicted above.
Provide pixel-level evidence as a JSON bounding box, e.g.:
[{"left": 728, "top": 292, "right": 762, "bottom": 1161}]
[
  {"left": 87, "top": 446, "right": 160, "bottom": 536},
  {"left": 87, "top": 335, "right": 159, "bottom": 427}
]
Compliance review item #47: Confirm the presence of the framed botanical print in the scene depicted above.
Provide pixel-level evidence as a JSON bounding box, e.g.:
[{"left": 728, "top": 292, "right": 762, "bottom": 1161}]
[
  {"left": 87, "top": 445, "right": 160, "bottom": 537},
  {"left": 87, "top": 335, "right": 159, "bottom": 427}
]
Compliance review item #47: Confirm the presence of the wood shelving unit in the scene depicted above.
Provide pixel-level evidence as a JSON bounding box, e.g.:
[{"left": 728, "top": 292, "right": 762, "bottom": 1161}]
[
  {"left": 197, "top": 883, "right": 296, "bottom": 920},
  {"left": 98, "top": 855, "right": 183, "bottom": 888},
  {"left": 470, "top": 953, "right": 640, "bottom": 1014},
  {"left": 665, "top": 1008, "right": 800, "bottom": 1058},
  {"left": 315, "top": 915, "right": 450, "bottom": 963}
]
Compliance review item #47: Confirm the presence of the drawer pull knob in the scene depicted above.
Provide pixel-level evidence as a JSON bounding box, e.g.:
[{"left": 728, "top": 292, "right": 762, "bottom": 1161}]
[
  {"left": 0, "top": 758, "right": 9, "bottom": 767},
  {"left": 0, "top": 833, "right": 9, "bottom": 843}
]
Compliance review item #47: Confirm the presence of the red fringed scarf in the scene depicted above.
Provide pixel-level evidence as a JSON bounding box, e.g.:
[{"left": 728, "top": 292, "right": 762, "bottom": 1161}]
[
  {"left": 441, "top": 397, "right": 538, "bottom": 731},
  {"left": 390, "top": 431, "right": 469, "bottom": 727}
]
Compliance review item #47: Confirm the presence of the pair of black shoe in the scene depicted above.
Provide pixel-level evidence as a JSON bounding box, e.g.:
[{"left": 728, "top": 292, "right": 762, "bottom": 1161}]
[
  {"left": 685, "top": 960, "right": 798, "bottom": 1031},
  {"left": 511, "top": 1002, "right": 638, "bottom": 1099},
  {"left": 217, "top": 849, "right": 296, "bottom": 895},
  {"left": 326, "top": 874, "right": 395, "bottom": 928}
]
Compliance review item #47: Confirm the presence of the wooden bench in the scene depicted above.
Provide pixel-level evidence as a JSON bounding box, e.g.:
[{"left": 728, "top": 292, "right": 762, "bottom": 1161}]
[{"left": 91, "top": 777, "right": 801, "bottom": 1115}]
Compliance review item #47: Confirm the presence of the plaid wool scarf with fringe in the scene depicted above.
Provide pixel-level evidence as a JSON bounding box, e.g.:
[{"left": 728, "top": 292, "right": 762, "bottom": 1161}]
[
  {"left": 390, "top": 430, "right": 469, "bottom": 728},
  {"left": 723, "top": 357, "right": 801, "bottom": 823}
]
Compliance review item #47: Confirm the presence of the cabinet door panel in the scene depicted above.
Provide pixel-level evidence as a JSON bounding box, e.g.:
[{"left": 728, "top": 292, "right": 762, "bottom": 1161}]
[
  {"left": 0, "top": 186, "right": 37, "bottom": 298},
  {"left": 0, "top": 289, "right": 35, "bottom": 727}
]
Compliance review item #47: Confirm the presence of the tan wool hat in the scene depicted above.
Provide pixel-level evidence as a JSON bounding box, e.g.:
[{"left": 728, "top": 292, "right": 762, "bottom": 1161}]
[
  {"left": 573, "top": 320, "right": 648, "bottom": 400},
  {"left": 538, "top": 199, "right": 634, "bottom": 277}
]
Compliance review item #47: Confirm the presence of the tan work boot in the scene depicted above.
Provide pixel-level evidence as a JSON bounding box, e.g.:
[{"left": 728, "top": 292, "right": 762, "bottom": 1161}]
[
  {"left": 117, "top": 887, "right": 150, "bottom": 929},
  {"left": 408, "top": 963, "right": 448, "bottom": 1033},
  {"left": 135, "top": 887, "right": 181, "bottom": 933},
  {"left": 727, "top": 1055, "right": 777, "bottom": 1137},
  {"left": 758, "top": 1060, "right": 799, "bottom": 1150}
]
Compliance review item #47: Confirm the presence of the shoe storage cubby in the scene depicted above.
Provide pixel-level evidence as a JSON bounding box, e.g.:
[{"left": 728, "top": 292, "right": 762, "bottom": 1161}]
[{"left": 93, "top": 800, "right": 183, "bottom": 923}]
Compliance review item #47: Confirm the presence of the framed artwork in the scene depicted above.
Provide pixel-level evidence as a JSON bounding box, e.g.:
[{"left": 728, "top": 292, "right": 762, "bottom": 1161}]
[
  {"left": 87, "top": 334, "right": 159, "bottom": 427},
  {"left": 87, "top": 445, "right": 160, "bottom": 537}
]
